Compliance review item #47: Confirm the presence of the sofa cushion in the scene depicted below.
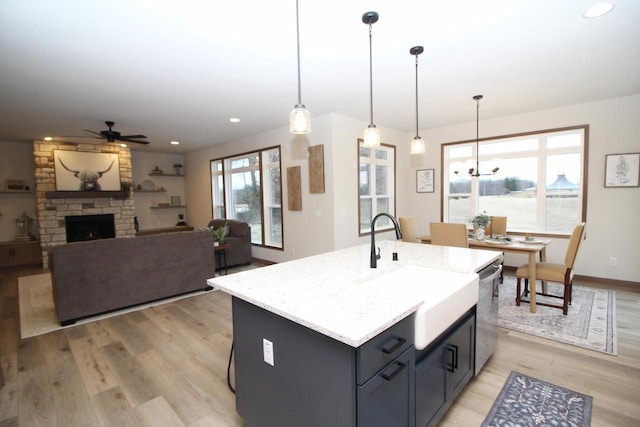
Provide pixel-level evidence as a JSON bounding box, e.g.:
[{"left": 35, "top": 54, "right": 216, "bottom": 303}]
[
  {"left": 228, "top": 221, "right": 248, "bottom": 237},
  {"left": 208, "top": 219, "right": 248, "bottom": 237}
]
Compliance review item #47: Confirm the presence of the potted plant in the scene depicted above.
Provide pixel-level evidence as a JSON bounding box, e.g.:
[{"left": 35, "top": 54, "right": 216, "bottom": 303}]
[
  {"left": 207, "top": 222, "right": 228, "bottom": 246},
  {"left": 470, "top": 213, "right": 490, "bottom": 240},
  {"left": 173, "top": 163, "right": 183, "bottom": 175},
  {"left": 120, "top": 181, "right": 132, "bottom": 195}
]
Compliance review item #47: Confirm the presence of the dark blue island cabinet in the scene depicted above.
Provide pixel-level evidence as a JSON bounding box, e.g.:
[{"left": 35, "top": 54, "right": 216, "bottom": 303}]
[
  {"left": 232, "top": 297, "right": 416, "bottom": 427},
  {"left": 415, "top": 310, "right": 476, "bottom": 427}
]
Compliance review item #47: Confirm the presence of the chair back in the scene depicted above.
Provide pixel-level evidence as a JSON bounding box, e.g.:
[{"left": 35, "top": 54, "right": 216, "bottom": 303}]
[
  {"left": 429, "top": 222, "right": 469, "bottom": 248},
  {"left": 399, "top": 217, "right": 418, "bottom": 243},
  {"left": 565, "top": 222, "right": 586, "bottom": 269},
  {"left": 488, "top": 216, "right": 507, "bottom": 236}
]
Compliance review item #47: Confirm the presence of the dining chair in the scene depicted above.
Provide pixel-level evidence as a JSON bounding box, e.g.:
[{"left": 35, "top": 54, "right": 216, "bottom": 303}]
[
  {"left": 487, "top": 216, "right": 507, "bottom": 282},
  {"left": 399, "top": 217, "right": 419, "bottom": 243},
  {"left": 429, "top": 222, "right": 469, "bottom": 248},
  {"left": 516, "top": 222, "right": 586, "bottom": 315},
  {"left": 487, "top": 216, "right": 507, "bottom": 237}
]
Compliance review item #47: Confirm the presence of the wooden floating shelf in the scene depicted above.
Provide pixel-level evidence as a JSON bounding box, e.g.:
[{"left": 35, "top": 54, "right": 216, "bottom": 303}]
[
  {"left": 45, "top": 191, "right": 129, "bottom": 199},
  {"left": 150, "top": 205, "right": 187, "bottom": 209},
  {"left": 134, "top": 189, "right": 167, "bottom": 193}
]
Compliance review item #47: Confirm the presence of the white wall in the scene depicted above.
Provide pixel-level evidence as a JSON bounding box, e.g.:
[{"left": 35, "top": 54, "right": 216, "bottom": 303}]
[
  {"left": 184, "top": 94, "right": 638, "bottom": 283},
  {"left": 404, "top": 94, "right": 640, "bottom": 283},
  {"left": 0, "top": 141, "right": 37, "bottom": 241},
  {"left": 131, "top": 152, "right": 186, "bottom": 230},
  {"left": 329, "top": 114, "right": 413, "bottom": 250},
  {"left": 185, "top": 115, "right": 337, "bottom": 263}
]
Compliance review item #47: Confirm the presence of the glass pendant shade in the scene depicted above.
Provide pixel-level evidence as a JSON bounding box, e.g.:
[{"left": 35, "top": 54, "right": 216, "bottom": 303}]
[
  {"left": 363, "top": 125, "right": 380, "bottom": 147},
  {"left": 290, "top": 105, "right": 311, "bottom": 134},
  {"left": 410, "top": 136, "right": 425, "bottom": 154}
]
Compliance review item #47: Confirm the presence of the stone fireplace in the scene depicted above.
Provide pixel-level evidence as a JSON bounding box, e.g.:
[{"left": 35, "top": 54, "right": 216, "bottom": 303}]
[{"left": 33, "top": 140, "right": 136, "bottom": 268}]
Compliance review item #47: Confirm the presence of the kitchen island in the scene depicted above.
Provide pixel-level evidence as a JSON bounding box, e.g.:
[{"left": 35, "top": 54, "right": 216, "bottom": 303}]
[{"left": 208, "top": 241, "right": 501, "bottom": 427}]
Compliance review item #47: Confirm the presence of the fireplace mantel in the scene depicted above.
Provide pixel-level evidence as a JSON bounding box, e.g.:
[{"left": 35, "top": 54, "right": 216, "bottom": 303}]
[{"left": 45, "top": 191, "right": 129, "bottom": 199}]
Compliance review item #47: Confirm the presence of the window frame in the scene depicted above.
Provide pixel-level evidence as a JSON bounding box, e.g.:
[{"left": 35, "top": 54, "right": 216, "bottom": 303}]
[
  {"left": 357, "top": 139, "right": 397, "bottom": 236},
  {"left": 210, "top": 145, "right": 283, "bottom": 249},
  {"left": 440, "top": 125, "right": 588, "bottom": 236}
]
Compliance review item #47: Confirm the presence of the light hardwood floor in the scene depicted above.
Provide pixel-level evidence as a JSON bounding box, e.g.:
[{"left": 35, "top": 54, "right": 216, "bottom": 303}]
[{"left": 1, "top": 266, "right": 639, "bottom": 426}]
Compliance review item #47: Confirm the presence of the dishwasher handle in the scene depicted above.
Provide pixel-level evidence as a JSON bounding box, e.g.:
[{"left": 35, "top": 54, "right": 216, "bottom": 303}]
[{"left": 479, "top": 263, "right": 502, "bottom": 283}]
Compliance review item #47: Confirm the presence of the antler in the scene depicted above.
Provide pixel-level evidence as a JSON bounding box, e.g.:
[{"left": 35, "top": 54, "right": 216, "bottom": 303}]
[
  {"left": 58, "top": 158, "right": 80, "bottom": 177},
  {"left": 98, "top": 160, "right": 115, "bottom": 177}
]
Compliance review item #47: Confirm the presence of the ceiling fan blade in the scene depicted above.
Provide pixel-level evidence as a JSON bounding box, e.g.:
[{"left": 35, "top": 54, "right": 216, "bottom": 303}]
[
  {"left": 118, "top": 134, "right": 147, "bottom": 139},
  {"left": 83, "top": 130, "right": 105, "bottom": 138},
  {"left": 62, "top": 134, "right": 101, "bottom": 139},
  {"left": 118, "top": 138, "right": 150, "bottom": 145}
]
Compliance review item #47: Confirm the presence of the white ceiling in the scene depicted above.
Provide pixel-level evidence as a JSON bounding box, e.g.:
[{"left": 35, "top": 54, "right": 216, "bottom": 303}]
[{"left": 1, "top": 0, "right": 639, "bottom": 154}]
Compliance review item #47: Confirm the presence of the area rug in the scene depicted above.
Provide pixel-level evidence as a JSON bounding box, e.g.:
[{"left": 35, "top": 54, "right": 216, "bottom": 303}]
[
  {"left": 18, "top": 265, "right": 259, "bottom": 339},
  {"left": 482, "top": 371, "right": 593, "bottom": 427},
  {"left": 499, "top": 276, "right": 617, "bottom": 355},
  {"left": 17, "top": 273, "right": 211, "bottom": 338}
]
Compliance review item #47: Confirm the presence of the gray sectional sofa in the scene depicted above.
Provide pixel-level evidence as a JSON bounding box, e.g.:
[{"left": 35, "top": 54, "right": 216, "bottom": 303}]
[
  {"left": 207, "top": 219, "right": 252, "bottom": 268},
  {"left": 49, "top": 230, "right": 216, "bottom": 325}
]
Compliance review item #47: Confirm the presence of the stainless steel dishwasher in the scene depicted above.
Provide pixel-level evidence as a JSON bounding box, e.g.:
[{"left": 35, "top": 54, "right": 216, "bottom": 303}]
[{"left": 475, "top": 260, "right": 502, "bottom": 374}]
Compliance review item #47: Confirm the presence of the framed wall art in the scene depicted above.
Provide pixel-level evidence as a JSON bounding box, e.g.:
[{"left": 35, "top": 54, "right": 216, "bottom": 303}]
[
  {"left": 287, "top": 166, "right": 302, "bottom": 211},
  {"left": 416, "top": 169, "right": 434, "bottom": 193},
  {"left": 308, "top": 144, "right": 325, "bottom": 194},
  {"left": 54, "top": 150, "right": 121, "bottom": 191},
  {"left": 604, "top": 153, "right": 639, "bottom": 188},
  {"left": 171, "top": 196, "right": 181, "bottom": 206}
]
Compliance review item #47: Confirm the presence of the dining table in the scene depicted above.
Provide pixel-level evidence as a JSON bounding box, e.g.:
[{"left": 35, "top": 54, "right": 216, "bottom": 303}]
[{"left": 419, "top": 235, "right": 551, "bottom": 313}]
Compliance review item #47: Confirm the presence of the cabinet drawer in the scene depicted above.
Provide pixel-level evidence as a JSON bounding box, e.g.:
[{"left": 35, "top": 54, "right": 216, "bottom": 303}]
[
  {"left": 357, "top": 346, "right": 415, "bottom": 427},
  {"left": 356, "top": 314, "right": 414, "bottom": 385}
]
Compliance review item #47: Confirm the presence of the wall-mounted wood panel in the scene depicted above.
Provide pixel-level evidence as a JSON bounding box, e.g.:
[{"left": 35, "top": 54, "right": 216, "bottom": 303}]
[
  {"left": 287, "top": 166, "right": 302, "bottom": 211},
  {"left": 308, "top": 144, "right": 325, "bottom": 194}
]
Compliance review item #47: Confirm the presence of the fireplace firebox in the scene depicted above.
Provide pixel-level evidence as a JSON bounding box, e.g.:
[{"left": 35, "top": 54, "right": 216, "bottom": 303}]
[{"left": 65, "top": 214, "right": 116, "bottom": 242}]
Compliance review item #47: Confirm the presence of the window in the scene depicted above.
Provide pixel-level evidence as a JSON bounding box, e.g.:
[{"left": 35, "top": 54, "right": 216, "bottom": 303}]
[
  {"left": 358, "top": 139, "right": 396, "bottom": 235},
  {"left": 443, "top": 126, "right": 587, "bottom": 234},
  {"left": 210, "top": 146, "right": 283, "bottom": 248}
]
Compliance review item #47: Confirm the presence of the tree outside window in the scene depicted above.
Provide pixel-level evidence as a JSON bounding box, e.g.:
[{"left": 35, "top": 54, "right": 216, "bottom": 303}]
[{"left": 210, "top": 146, "right": 283, "bottom": 248}]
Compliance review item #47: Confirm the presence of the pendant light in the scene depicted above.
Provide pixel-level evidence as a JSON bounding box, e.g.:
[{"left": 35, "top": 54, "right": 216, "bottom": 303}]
[
  {"left": 289, "top": 0, "right": 311, "bottom": 134},
  {"left": 410, "top": 46, "right": 425, "bottom": 155},
  {"left": 362, "top": 11, "right": 380, "bottom": 147},
  {"left": 468, "top": 94, "right": 499, "bottom": 177}
]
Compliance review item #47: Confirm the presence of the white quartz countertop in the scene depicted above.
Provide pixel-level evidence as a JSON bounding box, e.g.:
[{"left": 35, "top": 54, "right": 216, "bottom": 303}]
[{"left": 208, "top": 240, "right": 501, "bottom": 347}]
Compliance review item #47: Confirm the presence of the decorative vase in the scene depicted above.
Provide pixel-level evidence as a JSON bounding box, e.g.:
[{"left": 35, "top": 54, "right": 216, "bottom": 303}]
[{"left": 475, "top": 227, "right": 485, "bottom": 240}]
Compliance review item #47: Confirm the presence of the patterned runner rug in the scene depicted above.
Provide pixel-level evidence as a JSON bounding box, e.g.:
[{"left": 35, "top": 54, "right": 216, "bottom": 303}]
[
  {"left": 482, "top": 371, "right": 593, "bottom": 427},
  {"left": 499, "top": 276, "right": 617, "bottom": 355}
]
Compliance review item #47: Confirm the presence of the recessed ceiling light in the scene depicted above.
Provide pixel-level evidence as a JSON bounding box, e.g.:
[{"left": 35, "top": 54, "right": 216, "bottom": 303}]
[
  {"left": 229, "top": 117, "right": 240, "bottom": 123},
  {"left": 170, "top": 141, "right": 180, "bottom": 145},
  {"left": 584, "top": 2, "right": 615, "bottom": 18},
  {"left": 120, "top": 143, "right": 127, "bottom": 148},
  {"left": 44, "top": 136, "right": 53, "bottom": 141}
]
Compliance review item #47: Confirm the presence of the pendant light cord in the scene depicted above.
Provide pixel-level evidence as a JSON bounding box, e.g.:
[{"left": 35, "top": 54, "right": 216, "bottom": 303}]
[
  {"left": 414, "top": 54, "right": 419, "bottom": 136},
  {"left": 368, "top": 21, "right": 374, "bottom": 126},
  {"left": 476, "top": 96, "right": 480, "bottom": 173},
  {"left": 295, "top": 0, "right": 302, "bottom": 106}
]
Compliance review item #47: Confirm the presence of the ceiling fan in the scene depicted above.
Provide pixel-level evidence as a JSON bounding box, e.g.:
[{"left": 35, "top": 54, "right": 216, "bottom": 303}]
[{"left": 82, "top": 121, "right": 150, "bottom": 145}]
